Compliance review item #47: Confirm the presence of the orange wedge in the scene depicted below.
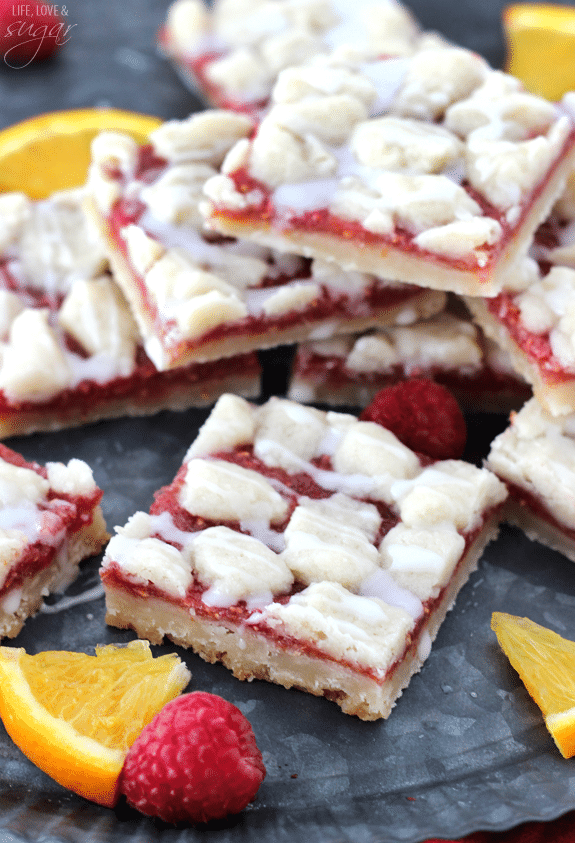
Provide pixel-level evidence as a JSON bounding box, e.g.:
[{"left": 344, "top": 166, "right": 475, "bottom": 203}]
[
  {"left": 503, "top": 4, "right": 575, "bottom": 100},
  {"left": 491, "top": 611, "right": 575, "bottom": 758},
  {"left": 0, "top": 640, "right": 191, "bottom": 807},
  {"left": 0, "top": 108, "right": 162, "bottom": 199}
]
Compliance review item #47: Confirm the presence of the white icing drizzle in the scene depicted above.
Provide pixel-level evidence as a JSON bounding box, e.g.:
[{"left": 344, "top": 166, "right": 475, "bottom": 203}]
[
  {"left": 359, "top": 568, "right": 423, "bottom": 620},
  {"left": 40, "top": 581, "right": 105, "bottom": 614},
  {"left": 149, "top": 510, "right": 199, "bottom": 548},
  {"left": 239, "top": 518, "right": 286, "bottom": 551}
]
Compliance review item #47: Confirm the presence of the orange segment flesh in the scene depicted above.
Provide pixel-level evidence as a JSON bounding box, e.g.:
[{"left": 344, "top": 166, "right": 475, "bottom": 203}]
[
  {"left": 0, "top": 108, "right": 162, "bottom": 198},
  {"left": 503, "top": 4, "right": 575, "bottom": 100},
  {"left": 491, "top": 611, "right": 575, "bottom": 758},
  {"left": 0, "top": 640, "right": 191, "bottom": 806}
]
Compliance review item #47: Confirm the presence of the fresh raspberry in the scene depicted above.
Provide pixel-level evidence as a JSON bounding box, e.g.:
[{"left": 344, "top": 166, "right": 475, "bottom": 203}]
[
  {"left": 0, "top": 1, "right": 70, "bottom": 67},
  {"left": 120, "top": 692, "right": 266, "bottom": 825},
  {"left": 360, "top": 378, "right": 467, "bottom": 460}
]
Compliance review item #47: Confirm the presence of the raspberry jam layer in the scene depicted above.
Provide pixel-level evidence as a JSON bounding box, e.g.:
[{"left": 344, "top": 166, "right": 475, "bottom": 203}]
[{"left": 0, "top": 444, "right": 103, "bottom": 599}]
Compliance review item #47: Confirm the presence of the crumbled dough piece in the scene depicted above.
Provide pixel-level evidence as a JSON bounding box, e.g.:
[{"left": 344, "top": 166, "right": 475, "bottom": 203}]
[
  {"left": 331, "top": 172, "right": 483, "bottom": 236},
  {"left": 150, "top": 111, "right": 254, "bottom": 165},
  {"left": 332, "top": 420, "right": 420, "bottom": 502},
  {"left": 180, "top": 458, "right": 289, "bottom": 524},
  {"left": 0, "top": 457, "right": 50, "bottom": 506},
  {"left": 414, "top": 216, "right": 502, "bottom": 263},
  {"left": 445, "top": 71, "right": 557, "bottom": 142},
  {"left": 188, "top": 526, "right": 293, "bottom": 605},
  {"left": 46, "top": 458, "right": 97, "bottom": 497},
  {"left": 186, "top": 393, "right": 257, "bottom": 458},
  {"left": 264, "top": 580, "right": 414, "bottom": 672},
  {"left": 109, "top": 534, "right": 192, "bottom": 599},
  {"left": 260, "top": 29, "right": 323, "bottom": 75},
  {"left": 0, "top": 193, "right": 31, "bottom": 251},
  {"left": 253, "top": 396, "right": 329, "bottom": 471},
  {"left": 261, "top": 281, "right": 320, "bottom": 316},
  {"left": 207, "top": 47, "right": 274, "bottom": 100},
  {"left": 391, "top": 47, "right": 487, "bottom": 120},
  {"left": 271, "top": 94, "right": 368, "bottom": 145},
  {"left": 250, "top": 117, "right": 338, "bottom": 187},
  {"left": 391, "top": 460, "right": 507, "bottom": 532},
  {"left": 465, "top": 117, "right": 571, "bottom": 211},
  {"left": 140, "top": 163, "right": 217, "bottom": 226},
  {"left": 351, "top": 116, "right": 463, "bottom": 173},
  {"left": 0, "top": 309, "right": 72, "bottom": 403},
  {"left": 90, "top": 131, "right": 139, "bottom": 174},
  {"left": 281, "top": 495, "right": 380, "bottom": 588},
  {"left": 166, "top": 0, "right": 210, "bottom": 54},
  {"left": 121, "top": 225, "right": 165, "bottom": 276},
  {"left": 379, "top": 523, "right": 465, "bottom": 601},
  {"left": 58, "top": 276, "right": 139, "bottom": 371},
  {"left": 174, "top": 288, "right": 248, "bottom": 339},
  {"left": 272, "top": 62, "right": 377, "bottom": 110}
]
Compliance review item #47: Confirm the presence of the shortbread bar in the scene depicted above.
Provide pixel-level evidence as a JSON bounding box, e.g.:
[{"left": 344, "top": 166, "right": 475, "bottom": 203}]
[
  {"left": 86, "top": 113, "right": 447, "bottom": 371},
  {"left": 288, "top": 309, "right": 531, "bottom": 412},
  {"left": 101, "top": 393, "right": 507, "bottom": 720},
  {"left": 202, "top": 49, "right": 575, "bottom": 297},
  {"left": 0, "top": 444, "right": 108, "bottom": 639},
  {"left": 0, "top": 189, "right": 260, "bottom": 437},
  {"left": 158, "top": 0, "right": 422, "bottom": 117},
  {"left": 487, "top": 397, "right": 575, "bottom": 563}
]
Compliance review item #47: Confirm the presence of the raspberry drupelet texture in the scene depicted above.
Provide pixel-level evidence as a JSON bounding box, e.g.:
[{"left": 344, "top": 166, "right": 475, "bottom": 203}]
[
  {"left": 120, "top": 692, "right": 266, "bottom": 824},
  {"left": 360, "top": 378, "right": 467, "bottom": 460}
]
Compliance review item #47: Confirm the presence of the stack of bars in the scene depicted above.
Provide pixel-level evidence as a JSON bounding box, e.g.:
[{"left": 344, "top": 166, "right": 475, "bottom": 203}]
[{"left": 3, "top": 0, "right": 575, "bottom": 720}]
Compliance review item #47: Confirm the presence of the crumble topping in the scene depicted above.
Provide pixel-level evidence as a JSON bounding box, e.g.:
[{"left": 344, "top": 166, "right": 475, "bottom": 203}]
[
  {"left": 202, "top": 45, "right": 575, "bottom": 273},
  {"left": 515, "top": 265, "right": 575, "bottom": 371}
]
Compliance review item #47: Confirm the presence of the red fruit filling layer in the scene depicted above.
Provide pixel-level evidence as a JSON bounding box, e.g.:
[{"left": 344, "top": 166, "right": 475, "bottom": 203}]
[
  {"left": 102, "top": 444, "right": 502, "bottom": 684},
  {"left": 0, "top": 444, "right": 103, "bottom": 600}
]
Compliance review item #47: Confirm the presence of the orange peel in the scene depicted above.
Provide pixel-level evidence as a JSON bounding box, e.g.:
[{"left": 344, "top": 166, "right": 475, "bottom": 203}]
[
  {"left": 503, "top": 4, "right": 575, "bottom": 101},
  {"left": 0, "top": 640, "right": 190, "bottom": 807},
  {"left": 0, "top": 108, "right": 162, "bottom": 199},
  {"left": 491, "top": 611, "right": 575, "bottom": 758}
]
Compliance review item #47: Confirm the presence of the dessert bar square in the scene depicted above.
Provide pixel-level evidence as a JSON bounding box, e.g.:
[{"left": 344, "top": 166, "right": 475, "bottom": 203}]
[
  {"left": 202, "top": 47, "right": 575, "bottom": 297},
  {"left": 158, "top": 0, "right": 422, "bottom": 117},
  {"left": 487, "top": 397, "right": 575, "bottom": 563},
  {"left": 101, "top": 393, "right": 507, "bottom": 720},
  {"left": 87, "top": 114, "right": 447, "bottom": 371},
  {"left": 287, "top": 307, "right": 531, "bottom": 413},
  {"left": 0, "top": 188, "right": 261, "bottom": 438},
  {"left": 0, "top": 444, "right": 108, "bottom": 640}
]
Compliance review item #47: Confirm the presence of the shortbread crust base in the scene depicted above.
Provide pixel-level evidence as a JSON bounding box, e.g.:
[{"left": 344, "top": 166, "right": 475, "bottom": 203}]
[
  {"left": 465, "top": 297, "right": 575, "bottom": 417},
  {"left": 206, "top": 148, "right": 575, "bottom": 299},
  {"left": 103, "top": 514, "right": 500, "bottom": 720},
  {"left": 0, "top": 371, "right": 260, "bottom": 439},
  {"left": 0, "top": 508, "right": 108, "bottom": 640}
]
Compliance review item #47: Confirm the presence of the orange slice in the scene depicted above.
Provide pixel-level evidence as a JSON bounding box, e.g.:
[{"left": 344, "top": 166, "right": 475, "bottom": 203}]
[
  {"left": 503, "top": 4, "right": 575, "bottom": 100},
  {"left": 0, "top": 640, "right": 191, "bottom": 807},
  {"left": 0, "top": 108, "right": 162, "bottom": 199},
  {"left": 491, "top": 611, "right": 575, "bottom": 758}
]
